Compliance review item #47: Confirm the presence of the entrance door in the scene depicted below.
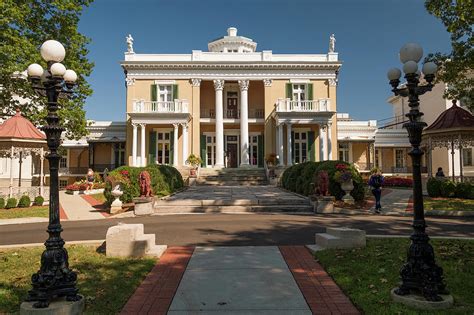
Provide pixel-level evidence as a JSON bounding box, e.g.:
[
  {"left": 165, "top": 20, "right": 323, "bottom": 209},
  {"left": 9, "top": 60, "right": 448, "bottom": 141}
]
[
  {"left": 227, "top": 92, "right": 238, "bottom": 118},
  {"left": 156, "top": 132, "right": 170, "bottom": 164},
  {"left": 294, "top": 131, "right": 307, "bottom": 164},
  {"left": 249, "top": 135, "right": 259, "bottom": 166},
  {"left": 227, "top": 143, "right": 238, "bottom": 168}
]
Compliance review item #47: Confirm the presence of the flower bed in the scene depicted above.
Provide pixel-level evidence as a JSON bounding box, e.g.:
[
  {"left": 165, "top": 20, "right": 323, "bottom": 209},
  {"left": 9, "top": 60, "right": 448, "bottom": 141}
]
[
  {"left": 65, "top": 182, "right": 106, "bottom": 195},
  {"left": 382, "top": 177, "right": 413, "bottom": 188}
]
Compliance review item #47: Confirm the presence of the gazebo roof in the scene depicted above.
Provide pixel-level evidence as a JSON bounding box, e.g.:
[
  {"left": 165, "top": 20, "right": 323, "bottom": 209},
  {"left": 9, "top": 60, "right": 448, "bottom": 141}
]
[
  {"left": 0, "top": 110, "right": 45, "bottom": 141},
  {"left": 425, "top": 100, "right": 474, "bottom": 132}
]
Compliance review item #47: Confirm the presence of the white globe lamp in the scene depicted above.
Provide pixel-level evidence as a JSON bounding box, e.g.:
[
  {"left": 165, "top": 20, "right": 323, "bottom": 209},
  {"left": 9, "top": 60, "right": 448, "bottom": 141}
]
[
  {"left": 403, "top": 61, "right": 418, "bottom": 74},
  {"left": 40, "top": 40, "right": 66, "bottom": 63},
  {"left": 399, "top": 43, "right": 423, "bottom": 63},
  {"left": 27, "top": 63, "right": 44, "bottom": 78},
  {"left": 63, "top": 69, "right": 78, "bottom": 83},
  {"left": 387, "top": 68, "right": 402, "bottom": 81},
  {"left": 50, "top": 63, "right": 67, "bottom": 77}
]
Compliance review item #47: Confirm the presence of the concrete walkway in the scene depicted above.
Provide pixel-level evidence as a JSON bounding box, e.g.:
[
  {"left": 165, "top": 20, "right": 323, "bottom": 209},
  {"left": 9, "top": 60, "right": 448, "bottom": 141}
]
[
  {"left": 121, "top": 246, "right": 359, "bottom": 314},
  {"left": 365, "top": 188, "right": 413, "bottom": 214},
  {"left": 59, "top": 191, "right": 106, "bottom": 221}
]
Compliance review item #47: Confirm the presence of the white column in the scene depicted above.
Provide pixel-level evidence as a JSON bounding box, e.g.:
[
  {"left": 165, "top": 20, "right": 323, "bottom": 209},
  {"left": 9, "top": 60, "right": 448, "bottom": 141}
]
[
  {"left": 322, "top": 125, "right": 328, "bottom": 161},
  {"left": 182, "top": 122, "right": 189, "bottom": 166},
  {"left": 40, "top": 147, "right": 44, "bottom": 197},
  {"left": 327, "top": 122, "right": 333, "bottom": 160},
  {"left": 140, "top": 123, "right": 146, "bottom": 166},
  {"left": 9, "top": 146, "right": 14, "bottom": 198},
  {"left": 214, "top": 79, "right": 225, "bottom": 167},
  {"left": 239, "top": 80, "right": 249, "bottom": 167},
  {"left": 286, "top": 123, "right": 292, "bottom": 166},
  {"left": 173, "top": 123, "right": 179, "bottom": 167},
  {"left": 277, "top": 123, "right": 284, "bottom": 166},
  {"left": 132, "top": 123, "right": 138, "bottom": 166}
]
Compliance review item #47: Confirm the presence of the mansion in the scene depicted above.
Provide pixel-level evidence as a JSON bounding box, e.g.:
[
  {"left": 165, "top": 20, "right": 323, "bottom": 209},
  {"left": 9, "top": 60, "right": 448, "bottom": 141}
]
[{"left": 2, "top": 27, "right": 472, "bottom": 195}]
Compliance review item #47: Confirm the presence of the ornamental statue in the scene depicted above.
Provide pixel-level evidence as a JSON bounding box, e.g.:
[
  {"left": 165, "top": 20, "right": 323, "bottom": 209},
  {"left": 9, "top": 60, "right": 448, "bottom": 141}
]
[
  {"left": 126, "top": 34, "right": 134, "bottom": 53},
  {"left": 315, "top": 170, "right": 329, "bottom": 196},
  {"left": 139, "top": 171, "right": 152, "bottom": 197},
  {"left": 329, "top": 34, "right": 336, "bottom": 53}
]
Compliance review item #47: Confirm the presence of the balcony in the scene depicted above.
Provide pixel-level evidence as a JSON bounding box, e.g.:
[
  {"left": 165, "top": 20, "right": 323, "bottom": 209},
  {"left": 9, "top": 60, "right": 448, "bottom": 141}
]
[
  {"left": 132, "top": 100, "right": 189, "bottom": 114},
  {"left": 275, "top": 99, "right": 331, "bottom": 112},
  {"left": 200, "top": 108, "right": 265, "bottom": 119}
]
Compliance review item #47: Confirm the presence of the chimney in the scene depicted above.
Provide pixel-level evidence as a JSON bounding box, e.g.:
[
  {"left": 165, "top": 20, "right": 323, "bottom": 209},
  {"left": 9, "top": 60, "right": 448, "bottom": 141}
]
[{"left": 227, "top": 27, "right": 237, "bottom": 37}]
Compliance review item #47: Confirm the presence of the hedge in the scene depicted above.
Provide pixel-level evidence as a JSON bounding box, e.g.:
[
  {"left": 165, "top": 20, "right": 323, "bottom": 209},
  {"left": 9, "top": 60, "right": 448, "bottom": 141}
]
[
  {"left": 104, "top": 164, "right": 184, "bottom": 205},
  {"left": 427, "top": 178, "right": 473, "bottom": 199},
  {"left": 0, "top": 197, "right": 5, "bottom": 209},
  {"left": 281, "top": 160, "right": 365, "bottom": 201},
  {"left": 34, "top": 196, "right": 45, "bottom": 206},
  {"left": 5, "top": 198, "right": 17, "bottom": 209}
]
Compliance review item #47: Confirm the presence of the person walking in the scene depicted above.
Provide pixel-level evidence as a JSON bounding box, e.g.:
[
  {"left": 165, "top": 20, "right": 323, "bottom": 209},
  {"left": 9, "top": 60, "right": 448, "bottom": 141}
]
[
  {"left": 368, "top": 169, "right": 384, "bottom": 214},
  {"left": 435, "top": 167, "right": 445, "bottom": 178},
  {"left": 85, "top": 168, "right": 94, "bottom": 194}
]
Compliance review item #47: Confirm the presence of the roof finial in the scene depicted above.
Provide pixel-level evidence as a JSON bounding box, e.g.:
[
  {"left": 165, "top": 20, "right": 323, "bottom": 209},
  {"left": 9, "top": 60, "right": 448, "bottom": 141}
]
[
  {"left": 227, "top": 27, "right": 237, "bottom": 37},
  {"left": 452, "top": 99, "right": 457, "bottom": 107}
]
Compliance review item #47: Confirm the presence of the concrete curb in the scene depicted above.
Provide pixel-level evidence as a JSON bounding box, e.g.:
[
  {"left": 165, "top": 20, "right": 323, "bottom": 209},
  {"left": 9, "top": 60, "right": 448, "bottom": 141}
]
[
  {"left": 334, "top": 208, "right": 474, "bottom": 217},
  {"left": 0, "top": 239, "right": 104, "bottom": 249},
  {"left": 0, "top": 217, "right": 49, "bottom": 226}
]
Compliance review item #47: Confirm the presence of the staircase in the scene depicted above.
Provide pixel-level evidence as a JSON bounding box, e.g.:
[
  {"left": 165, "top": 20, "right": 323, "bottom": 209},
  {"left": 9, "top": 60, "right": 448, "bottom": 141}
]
[{"left": 197, "top": 168, "right": 268, "bottom": 186}]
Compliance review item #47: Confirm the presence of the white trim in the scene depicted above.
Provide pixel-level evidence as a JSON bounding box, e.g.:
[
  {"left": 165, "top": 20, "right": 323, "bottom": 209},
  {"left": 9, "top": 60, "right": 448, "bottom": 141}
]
[
  {"left": 153, "top": 128, "right": 173, "bottom": 132},
  {"left": 290, "top": 79, "right": 310, "bottom": 83},
  {"left": 154, "top": 80, "right": 176, "bottom": 84}
]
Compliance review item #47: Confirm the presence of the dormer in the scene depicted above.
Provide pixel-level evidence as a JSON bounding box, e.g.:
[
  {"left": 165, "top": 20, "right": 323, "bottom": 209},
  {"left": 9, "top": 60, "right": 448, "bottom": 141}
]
[{"left": 207, "top": 27, "right": 257, "bottom": 53}]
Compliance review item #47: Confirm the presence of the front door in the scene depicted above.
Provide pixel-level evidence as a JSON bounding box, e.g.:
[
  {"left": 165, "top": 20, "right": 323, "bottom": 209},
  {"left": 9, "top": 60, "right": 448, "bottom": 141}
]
[
  {"left": 227, "top": 92, "right": 238, "bottom": 118},
  {"left": 156, "top": 132, "right": 170, "bottom": 164},
  {"left": 227, "top": 143, "right": 238, "bottom": 168}
]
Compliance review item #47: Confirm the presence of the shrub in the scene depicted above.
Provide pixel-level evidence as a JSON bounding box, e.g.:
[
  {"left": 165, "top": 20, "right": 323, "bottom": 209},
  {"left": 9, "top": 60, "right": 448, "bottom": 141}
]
[
  {"left": 104, "top": 165, "right": 184, "bottom": 205},
  {"left": 427, "top": 178, "right": 443, "bottom": 197},
  {"left": 18, "top": 195, "right": 31, "bottom": 208},
  {"left": 34, "top": 196, "right": 45, "bottom": 206},
  {"left": 382, "top": 177, "right": 413, "bottom": 188},
  {"left": 440, "top": 180, "right": 456, "bottom": 198},
  {"left": 454, "top": 182, "right": 473, "bottom": 199},
  {"left": 281, "top": 160, "right": 365, "bottom": 201},
  {"left": 0, "top": 197, "right": 5, "bottom": 209},
  {"left": 5, "top": 198, "right": 17, "bottom": 209}
]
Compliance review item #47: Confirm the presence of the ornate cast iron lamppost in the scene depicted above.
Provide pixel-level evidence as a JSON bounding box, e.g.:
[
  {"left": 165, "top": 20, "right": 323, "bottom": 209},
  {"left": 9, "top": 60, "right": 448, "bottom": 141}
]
[
  {"left": 25, "top": 40, "right": 80, "bottom": 308},
  {"left": 387, "top": 43, "right": 447, "bottom": 301}
]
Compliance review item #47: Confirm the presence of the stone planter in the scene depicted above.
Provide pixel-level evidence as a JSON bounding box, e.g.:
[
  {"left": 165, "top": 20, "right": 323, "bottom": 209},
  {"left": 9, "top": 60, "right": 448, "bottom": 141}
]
[
  {"left": 340, "top": 180, "right": 355, "bottom": 204},
  {"left": 133, "top": 197, "right": 154, "bottom": 216},
  {"left": 110, "top": 185, "right": 123, "bottom": 214},
  {"left": 65, "top": 188, "right": 104, "bottom": 195},
  {"left": 189, "top": 167, "right": 198, "bottom": 178},
  {"left": 313, "top": 196, "right": 335, "bottom": 213}
]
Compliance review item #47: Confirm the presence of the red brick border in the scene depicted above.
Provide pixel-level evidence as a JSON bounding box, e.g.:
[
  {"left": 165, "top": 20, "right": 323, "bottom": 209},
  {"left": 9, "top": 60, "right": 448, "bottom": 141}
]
[
  {"left": 80, "top": 194, "right": 110, "bottom": 217},
  {"left": 120, "top": 246, "right": 194, "bottom": 315},
  {"left": 59, "top": 204, "right": 68, "bottom": 220},
  {"left": 279, "top": 246, "right": 360, "bottom": 315}
]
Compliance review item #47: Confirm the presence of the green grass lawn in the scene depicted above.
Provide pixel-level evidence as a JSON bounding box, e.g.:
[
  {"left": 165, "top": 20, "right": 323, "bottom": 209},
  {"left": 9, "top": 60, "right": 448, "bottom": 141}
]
[
  {"left": 0, "top": 245, "right": 156, "bottom": 314},
  {"left": 424, "top": 197, "right": 474, "bottom": 211},
  {"left": 0, "top": 206, "right": 49, "bottom": 219},
  {"left": 315, "top": 238, "right": 474, "bottom": 314},
  {"left": 89, "top": 193, "right": 107, "bottom": 204}
]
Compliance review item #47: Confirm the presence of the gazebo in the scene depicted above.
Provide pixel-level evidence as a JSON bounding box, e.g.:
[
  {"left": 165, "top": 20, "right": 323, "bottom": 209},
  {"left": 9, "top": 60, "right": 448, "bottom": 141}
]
[
  {"left": 423, "top": 100, "right": 474, "bottom": 181},
  {"left": 0, "top": 110, "right": 47, "bottom": 197}
]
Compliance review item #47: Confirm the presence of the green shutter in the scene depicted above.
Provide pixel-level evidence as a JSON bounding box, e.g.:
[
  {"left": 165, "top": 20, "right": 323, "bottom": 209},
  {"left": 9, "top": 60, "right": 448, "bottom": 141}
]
[
  {"left": 170, "top": 132, "right": 174, "bottom": 165},
  {"left": 286, "top": 83, "right": 292, "bottom": 99},
  {"left": 258, "top": 135, "right": 264, "bottom": 167},
  {"left": 151, "top": 84, "right": 157, "bottom": 101},
  {"left": 200, "top": 135, "right": 207, "bottom": 167},
  {"left": 308, "top": 131, "right": 315, "bottom": 161},
  {"left": 173, "top": 84, "right": 179, "bottom": 100},
  {"left": 148, "top": 131, "right": 157, "bottom": 165},
  {"left": 291, "top": 131, "right": 295, "bottom": 164},
  {"left": 307, "top": 83, "right": 313, "bottom": 100}
]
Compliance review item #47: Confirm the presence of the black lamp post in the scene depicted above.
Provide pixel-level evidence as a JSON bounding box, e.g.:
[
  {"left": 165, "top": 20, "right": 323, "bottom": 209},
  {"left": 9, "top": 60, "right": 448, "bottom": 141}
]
[
  {"left": 387, "top": 43, "right": 447, "bottom": 301},
  {"left": 25, "top": 40, "right": 81, "bottom": 308}
]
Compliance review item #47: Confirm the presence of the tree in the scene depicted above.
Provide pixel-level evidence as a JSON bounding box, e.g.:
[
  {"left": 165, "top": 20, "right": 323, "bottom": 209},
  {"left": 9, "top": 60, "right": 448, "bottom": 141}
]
[
  {"left": 0, "top": 0, "right": 94, "bottom": 139},
  {"left": 424, "top": 0, "right": 473, "bottom": 111}
]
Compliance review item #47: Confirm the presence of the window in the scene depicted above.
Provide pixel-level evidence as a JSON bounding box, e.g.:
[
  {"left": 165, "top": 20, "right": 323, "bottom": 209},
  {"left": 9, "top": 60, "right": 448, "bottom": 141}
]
[
  {"left": 338, "top": 143, "right": 350, "bottom": 162},
  {"left": 249, "top": 136, "right": 258, "bottom": 166},
  {"left": 463, "top": 148, "right": 473, "bottom": 166},
  {"left": 59, "top": 179, "right": 68, "bottom": 190},
  {"left": 206, "top": 135, "right": 216, "bottom": 167},
  {"left": 375, "top": 149, "right": 381, "bottom": 169},
  {"left": 114, "top": 143, "right": 126, "bottom": 168},
  {"left": 158, "top": 85, "right": 173, "bottom": 102},
  {"left": 395, "top": 149, "right": 405, "bottom": 168},
  {"left": 292, "top": 84, "right": 306, "bottom": 102},
  {"left": 59, "top": 156, "right": 67, "bottom": 168}
]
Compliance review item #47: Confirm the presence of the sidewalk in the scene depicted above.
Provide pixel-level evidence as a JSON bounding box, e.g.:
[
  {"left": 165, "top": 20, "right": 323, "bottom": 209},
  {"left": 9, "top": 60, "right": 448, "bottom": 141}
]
[
  {"left": 121, "top": 246, "right": 359, "bottom": 314},
  {"left": 59, "top": 191, "right": 107, "bottom": 221}
]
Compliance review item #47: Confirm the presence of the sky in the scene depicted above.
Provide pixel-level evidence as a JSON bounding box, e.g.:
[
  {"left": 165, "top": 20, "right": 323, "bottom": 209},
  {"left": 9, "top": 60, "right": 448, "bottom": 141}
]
[{"left": 78, "top": 0, "right": 451, "bottom": 122}]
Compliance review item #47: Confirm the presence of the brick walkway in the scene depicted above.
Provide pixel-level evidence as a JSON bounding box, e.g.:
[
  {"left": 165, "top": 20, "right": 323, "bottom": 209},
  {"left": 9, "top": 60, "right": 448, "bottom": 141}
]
[
  {"left": 122, "top": 246, "right": 359, "bottom": 314},
  {"left": 121, "top": 247, "right": 194, "bottom": 315},
  {"left": 280, "top": 246, "right": 360, "bottom": 314}
]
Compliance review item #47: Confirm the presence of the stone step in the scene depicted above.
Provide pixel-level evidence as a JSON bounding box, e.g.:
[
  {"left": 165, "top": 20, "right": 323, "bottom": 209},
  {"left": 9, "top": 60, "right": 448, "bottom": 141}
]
[
  {"left": 199, "top": 175, "right": 267, "bottom": 180},
  {"left": 135, "top": 234, "right": 156, "bottom": 253},
  {"left": 147, "top": 245, "right": 167, "bottom": 257},
  {"left": 197, "top": 180, "right": 268, "bottom": 186},
  {"left": 326, "top": 227, "right": 366, "bottom": 239},
  {"left": 154, "top": 205, "right": 313, "bottom": 214},
  {"left": 155, "top": 197, "right": 309, "bottom": 206}
]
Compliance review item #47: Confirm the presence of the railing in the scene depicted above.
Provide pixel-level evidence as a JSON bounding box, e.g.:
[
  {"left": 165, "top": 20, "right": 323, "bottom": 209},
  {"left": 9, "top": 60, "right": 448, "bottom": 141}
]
[
  {"left": 379, "top": 166, "right": 428, "bottom": 174},
  {"left": 132, "top": 100, "right": 189, "bottom": 113},
  {"left": 59, "top": 167, "right": 89, "bottom": 175},
  {"left": 200, "top": 108, "right": 265, "bottom": 119},
  {"left": 275, "top": 99, "right": 331, "bottom": 112}
]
